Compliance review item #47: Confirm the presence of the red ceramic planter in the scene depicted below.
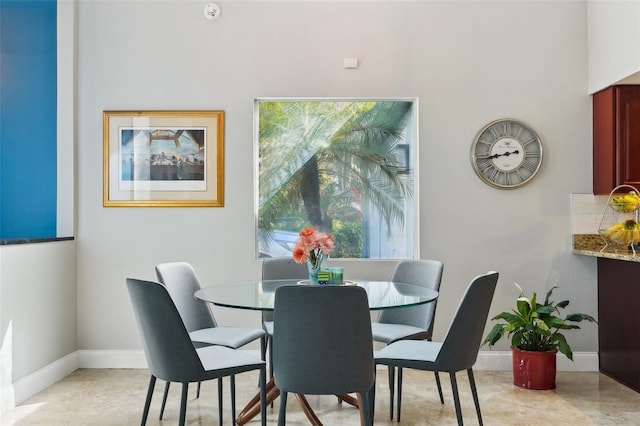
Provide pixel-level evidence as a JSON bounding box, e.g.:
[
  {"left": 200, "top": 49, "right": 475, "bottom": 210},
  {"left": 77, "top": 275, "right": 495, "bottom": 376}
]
[{"left": 511, "top": 347, "right": 557, "bottom": 390}]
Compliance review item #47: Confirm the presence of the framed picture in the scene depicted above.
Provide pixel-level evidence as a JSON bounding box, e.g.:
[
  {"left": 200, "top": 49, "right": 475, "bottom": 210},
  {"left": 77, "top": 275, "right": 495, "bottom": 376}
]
[{"left": 103, "top": 110, "right": 224, "bottom": 207}]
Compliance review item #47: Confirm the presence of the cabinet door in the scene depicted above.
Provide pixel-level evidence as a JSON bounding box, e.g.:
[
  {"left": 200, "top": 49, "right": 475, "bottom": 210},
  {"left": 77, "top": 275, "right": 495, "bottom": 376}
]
[
  {"left": 593, "top": 87, "right": 616, "bottom": 194},
  {"left": 598, "top": 257, "right": 640, "bottom": 392},
  {"left": 616, "top": 86, "right": 640, "bottom": 188},
  {"left": 593, "top": 85, "right": 640, "bottom": 194}
]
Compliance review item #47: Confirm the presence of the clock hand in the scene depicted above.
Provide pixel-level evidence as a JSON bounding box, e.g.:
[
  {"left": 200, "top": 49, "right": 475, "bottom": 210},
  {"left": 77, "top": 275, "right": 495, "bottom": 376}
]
[{"left": 488, "top": 150, "right": 520, "bottom": 159}]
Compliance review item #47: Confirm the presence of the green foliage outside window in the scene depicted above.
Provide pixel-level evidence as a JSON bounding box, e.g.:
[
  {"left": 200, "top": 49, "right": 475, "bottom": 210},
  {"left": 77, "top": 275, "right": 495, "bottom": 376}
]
[{"left": 257, "top": 99, "right": 415, "bottom": 259}]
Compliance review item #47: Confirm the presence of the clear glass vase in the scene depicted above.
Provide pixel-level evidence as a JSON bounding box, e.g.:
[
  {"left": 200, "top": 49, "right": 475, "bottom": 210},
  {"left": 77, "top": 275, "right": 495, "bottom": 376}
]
[{"left": 306, "top": 253, "right": 328, "bottom": 285}]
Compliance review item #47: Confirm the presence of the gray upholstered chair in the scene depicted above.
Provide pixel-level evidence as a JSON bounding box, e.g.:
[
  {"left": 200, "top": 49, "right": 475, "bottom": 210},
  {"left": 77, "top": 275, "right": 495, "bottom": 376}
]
[
  {"left": 155, "top": 261, "right": 266, "bottom": 423},
  {"left": 374, "top": 271, "right": 499, "bottom": 426},
  {"left": 273, "top": 285, "right": 375, "bottom": 426},
  {"left": 125, "top": 278, "right": 267, "bottom": 426},
  {"left": 371, "top": 259, "right": 444, "bottom": 420},
  {"left": 261, "top": 257, "right": 308, "bottom": 379}
]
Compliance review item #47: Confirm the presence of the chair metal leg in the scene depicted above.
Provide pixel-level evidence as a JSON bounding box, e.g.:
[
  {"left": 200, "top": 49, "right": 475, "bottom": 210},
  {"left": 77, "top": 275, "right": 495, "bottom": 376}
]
[
  {"left": 268, "top": 338, "right": 274, "bottom": 408},
  {"left": 179, "top": 382, "right": 189, "bottom": 426},
  {"left": 259, "top": 366, "right": 267, "bottom": 426},
  {"left": 259, "top": 335, "right": 268, "bottom": 393},
  {"left": 218, "top": 378, "right": 223, "bottom": 425},
  {"left": 278, "top": 391, "right": 288, "bottom": 426},
  {"left": 141, "top": 375, "right": 156, "bottom": 426},
  {"left": 449, "top": 372, "right": 463, "bottom": 426},
  {"left": 196, "top": 381, "right": 201, "bottom": 398},
  {"left": 357, "top": 391, "right": 373, "bottom": 426},
  {"left": 397, "top": 367, "right": 403, "bottom": 422},
  {"left": 388, "top": 365, "right": 395, "bottom": 420},
  {"left": 435, "top": 371, "right": 444, "bottom": 404},
  {"left": 159, "top": 380, "right": 169, "bottom": 420},
  {"left": 231, "top": 374, "right": 237, "bottom": 422},
  {"left": 369, "top": 376, "right": 376, "bottom": 424},
  {"left": 467, "top": 368, "right": 483, "bottom": 426},
  {"left": 268, "top": 337, "right": 274, "bottom": 380}
]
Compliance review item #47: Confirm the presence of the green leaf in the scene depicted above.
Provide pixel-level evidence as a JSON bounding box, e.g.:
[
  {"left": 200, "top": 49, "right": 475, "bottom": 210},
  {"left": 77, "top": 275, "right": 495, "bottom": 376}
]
[
  {"left": 556, "top": 334, "right": 573, "bottom": 360},
  {"left": 557, "top": 324, "right": 580, "bottom": 330},
  {"left": 537, "top": 305, "right": 555, "bottom": 315},
  {"left": 533, "top": 318, "right": 550, "bottom": 331},
  {"left": 566, "top": 313, "right": 598, "bottom": 323},
  {"left": 482, "top": 323, "right": 505, "bottom": 347},
  {"left": 512, "top": 331, "right": 523, "bottom": 348},
  {"left": 516, "top": 299, "right": 531, "bottom": 317},
  {"left": 545, "top": 317, "right": 565, "bottom": 328},
  {"left": 544, "top": 286, "right": 558, "bottom": 304}
]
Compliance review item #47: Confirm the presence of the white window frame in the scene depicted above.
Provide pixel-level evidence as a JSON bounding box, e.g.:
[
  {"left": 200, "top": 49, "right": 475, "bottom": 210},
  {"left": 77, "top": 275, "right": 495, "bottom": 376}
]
[{"left": 254, "top": 97, "right": 420, "bottom": 260}]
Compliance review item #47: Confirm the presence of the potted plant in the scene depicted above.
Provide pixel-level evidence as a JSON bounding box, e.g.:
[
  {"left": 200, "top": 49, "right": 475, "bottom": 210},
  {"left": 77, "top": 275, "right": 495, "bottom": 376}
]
[{"left": 483, "top": 283, "right": 597, "bottom": 389}]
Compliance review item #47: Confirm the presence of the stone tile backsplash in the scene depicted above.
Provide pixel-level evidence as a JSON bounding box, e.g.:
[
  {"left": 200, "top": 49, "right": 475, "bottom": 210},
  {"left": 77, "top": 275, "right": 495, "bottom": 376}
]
[{"left": 571, "top": 193, "right": 610, "bottom": 235}]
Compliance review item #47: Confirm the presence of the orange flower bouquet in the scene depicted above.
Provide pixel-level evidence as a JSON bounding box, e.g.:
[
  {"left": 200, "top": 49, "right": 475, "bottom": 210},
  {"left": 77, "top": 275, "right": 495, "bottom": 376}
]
[{"left": 292, "top": 227, "right": 334, "bottom": 284}]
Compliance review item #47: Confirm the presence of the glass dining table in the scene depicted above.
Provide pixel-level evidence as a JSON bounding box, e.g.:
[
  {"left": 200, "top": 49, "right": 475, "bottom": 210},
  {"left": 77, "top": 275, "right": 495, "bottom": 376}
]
[{"left": 195, "top": 279, "right": 439, "bottom": 425}]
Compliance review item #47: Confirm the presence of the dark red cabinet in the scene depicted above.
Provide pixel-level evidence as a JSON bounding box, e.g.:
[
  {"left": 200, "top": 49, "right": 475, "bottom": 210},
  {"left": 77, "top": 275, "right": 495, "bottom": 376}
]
[
  {"left": 593, "top": 85, "right": 640, "bottom": 194},
  {"left": 597, "top": 257, "right": 640, "bottom": 392}
]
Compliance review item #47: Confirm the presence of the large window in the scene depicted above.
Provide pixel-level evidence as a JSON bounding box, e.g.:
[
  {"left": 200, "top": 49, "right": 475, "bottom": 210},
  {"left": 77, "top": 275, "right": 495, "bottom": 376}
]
[{"left": 256, "top": 99, "right": 417, "bottom": 259}]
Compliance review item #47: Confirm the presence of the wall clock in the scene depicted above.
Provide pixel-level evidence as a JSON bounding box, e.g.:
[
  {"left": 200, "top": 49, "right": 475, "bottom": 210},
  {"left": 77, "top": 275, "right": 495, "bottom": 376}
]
[{"left": 470, "top": 118, "right": 543, "bottom": 189}]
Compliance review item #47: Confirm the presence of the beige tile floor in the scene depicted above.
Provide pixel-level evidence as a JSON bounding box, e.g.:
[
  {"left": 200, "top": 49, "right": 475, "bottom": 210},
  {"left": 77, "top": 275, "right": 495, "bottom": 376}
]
[{"left": 2, "top": 368, "right": 640, "bottom": 425}]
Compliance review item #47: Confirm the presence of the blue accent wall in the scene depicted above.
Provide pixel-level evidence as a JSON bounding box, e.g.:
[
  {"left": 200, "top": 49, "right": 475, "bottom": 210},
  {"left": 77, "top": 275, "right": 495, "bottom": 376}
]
[{"left": 0, "top": 0, "right": 57, "bottom": 240}]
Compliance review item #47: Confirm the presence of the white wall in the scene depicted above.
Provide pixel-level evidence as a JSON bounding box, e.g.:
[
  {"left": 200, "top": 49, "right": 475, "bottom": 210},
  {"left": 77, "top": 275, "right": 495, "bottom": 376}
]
[
  {"left": 0, "top": 240, "right": 77, "bottom": 411},
  {"left": 57, "top": 0, "right": 76, "bottom": 237},
  {"left": 75, "top": 0, "right": 597, "bottom": 358},
  {"left": 588, "top": 0, "right": 640, "bottom": 93},
  {"left": 1, "top": 1, "right": 78, "bottom": 413}
]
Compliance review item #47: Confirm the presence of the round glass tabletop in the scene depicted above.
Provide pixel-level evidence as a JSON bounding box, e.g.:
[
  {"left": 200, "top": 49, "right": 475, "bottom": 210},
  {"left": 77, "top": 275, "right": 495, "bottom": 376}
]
[{"left": 194, "top": 279, "right": 439, "bottom": 311}]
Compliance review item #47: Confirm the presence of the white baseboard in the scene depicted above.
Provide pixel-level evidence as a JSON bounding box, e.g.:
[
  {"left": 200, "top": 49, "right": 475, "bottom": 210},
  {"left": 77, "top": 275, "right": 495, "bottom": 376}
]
[
  {"left": 2, "top": 352, "right": 78, "bottom": 412},
  {"left": 76, "top": 349, "right": 597, "bottom": 372},
  {"left": 78, "top": 350, "right": 148, "bottom": 369},
  {"left": 474, "top": 351, "right": 599, "bottom": 371},
  {"left": 2, "top": 349, "right": 599, "bottom": 413}
]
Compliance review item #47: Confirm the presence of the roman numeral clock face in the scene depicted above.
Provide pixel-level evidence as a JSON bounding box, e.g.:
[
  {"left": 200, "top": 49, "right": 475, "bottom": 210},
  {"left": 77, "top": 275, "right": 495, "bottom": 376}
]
[{"left": 470, "top": 119, "right": 543, "bottom": 189}]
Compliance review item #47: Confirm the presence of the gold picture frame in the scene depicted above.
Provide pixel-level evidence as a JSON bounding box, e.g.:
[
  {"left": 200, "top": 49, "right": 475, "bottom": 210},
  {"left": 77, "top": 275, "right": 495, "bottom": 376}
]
[{"left": 103, "top": 110, "right": 224, "bottom": 207}]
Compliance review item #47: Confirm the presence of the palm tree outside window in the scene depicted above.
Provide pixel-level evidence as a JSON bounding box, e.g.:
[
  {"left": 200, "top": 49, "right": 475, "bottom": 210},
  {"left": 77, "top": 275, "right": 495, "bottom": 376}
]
[{"left": 256, "top": 99, "right": 417, "bottom": 260}]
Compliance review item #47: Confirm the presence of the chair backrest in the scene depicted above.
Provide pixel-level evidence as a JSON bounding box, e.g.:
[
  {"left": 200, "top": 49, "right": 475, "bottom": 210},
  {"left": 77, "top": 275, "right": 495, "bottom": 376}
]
[
  {"left": 126, "top": 278, "right": 205, "bottom": 383},
  {"left": 262, "top": 257, "right": 308, "bottom": 280},
  {"left": 155, "top": 261, "right": 217, "bottom": 332},
  {"left": 273, "top": 285, "right": 374, "bottom": 395},
  {"left": 435, "top": 271, "right": 499, "bottom": 371},
  {"left": 378, "top": 259, "right": 444, "bottom": 334},
  {"left": 261, "top": 257, "right": 308, "bottom": 322}
]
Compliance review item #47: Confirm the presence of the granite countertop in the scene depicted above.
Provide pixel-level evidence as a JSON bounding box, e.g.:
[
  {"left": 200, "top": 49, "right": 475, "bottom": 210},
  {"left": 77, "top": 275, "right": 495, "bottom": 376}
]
[{"left": 573, "top": 234, "right": 640, "bottom": 263}]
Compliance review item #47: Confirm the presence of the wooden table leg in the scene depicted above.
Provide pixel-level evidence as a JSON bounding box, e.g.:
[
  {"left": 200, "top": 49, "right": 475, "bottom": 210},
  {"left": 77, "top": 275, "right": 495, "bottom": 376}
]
[
  {"left": 236, "top": 377, "right": 279, "bottom": 425},
  {"left": 236, "top": 380, "right": 358, "bottom": 425},
  {"left": 336, "top": 393, "right": 359, "bottom": 407},
  {"left": 295, "top": 394, "right": 324, "bottom": 426}
]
